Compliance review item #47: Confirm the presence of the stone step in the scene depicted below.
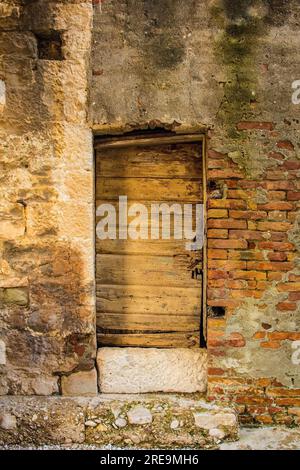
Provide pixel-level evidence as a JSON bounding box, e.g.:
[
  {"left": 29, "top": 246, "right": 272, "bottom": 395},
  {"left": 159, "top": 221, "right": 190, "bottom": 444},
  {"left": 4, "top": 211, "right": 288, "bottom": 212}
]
[{"left": 0, "top": 395, "right": 239, "bottom": 448}]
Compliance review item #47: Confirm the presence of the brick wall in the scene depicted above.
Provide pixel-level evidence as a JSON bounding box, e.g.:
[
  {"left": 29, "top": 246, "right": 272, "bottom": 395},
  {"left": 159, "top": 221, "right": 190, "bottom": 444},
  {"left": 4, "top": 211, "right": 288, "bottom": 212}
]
[{"left": 207, "top": 124, "right": 300, "bottom": 425}]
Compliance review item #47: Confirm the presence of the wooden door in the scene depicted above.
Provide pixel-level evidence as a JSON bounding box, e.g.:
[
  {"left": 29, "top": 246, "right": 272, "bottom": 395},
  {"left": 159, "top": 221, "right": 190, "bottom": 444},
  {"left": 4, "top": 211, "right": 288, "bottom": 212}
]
[{"left": 95, "top": 137, "right": 203, "bottom": 348}]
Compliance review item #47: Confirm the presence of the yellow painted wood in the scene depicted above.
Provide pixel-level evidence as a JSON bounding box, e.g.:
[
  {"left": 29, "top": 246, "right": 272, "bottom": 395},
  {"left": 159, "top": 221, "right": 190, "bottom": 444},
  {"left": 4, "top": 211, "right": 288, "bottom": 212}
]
[
  {"left": 96, "top": 254, "right": 202, "bottom": 287},
  {"left": 97, "top": 331, "right": 200, "bottom": 348},
  {"left": 96, "top": 140, "right": 203, "bottom": 348},
  {"left": 96, "top": 313, "right": 200, "bottom": 331},
  {"left": 96, "top": 284, "right": 201, "bottom": 315}
]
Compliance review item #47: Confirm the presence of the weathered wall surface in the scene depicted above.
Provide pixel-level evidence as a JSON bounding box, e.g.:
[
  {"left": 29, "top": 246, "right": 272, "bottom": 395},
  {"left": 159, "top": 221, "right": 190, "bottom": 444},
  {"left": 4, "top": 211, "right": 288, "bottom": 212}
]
[
  {"left": 0, "top": 0, "right": 299, "bottom": 428},
  {"left": 91, "top": 0, "right": 300, "bottom": 424},
  {"left": 0, "top": 1, "right": 96, "bottom": 395}
]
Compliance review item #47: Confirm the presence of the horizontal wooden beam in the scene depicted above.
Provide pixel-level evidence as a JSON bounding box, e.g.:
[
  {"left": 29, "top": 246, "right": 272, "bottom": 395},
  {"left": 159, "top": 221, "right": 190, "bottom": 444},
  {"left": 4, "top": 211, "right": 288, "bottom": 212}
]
[{"left": 94, "top": 134, "right": 204, "bottom": 149}]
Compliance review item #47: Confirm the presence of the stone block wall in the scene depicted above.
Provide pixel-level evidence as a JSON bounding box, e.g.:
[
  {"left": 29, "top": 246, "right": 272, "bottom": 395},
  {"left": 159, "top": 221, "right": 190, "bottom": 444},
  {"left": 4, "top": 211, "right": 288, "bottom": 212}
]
[{"left": 0, "top": 0, "right": 96, "bottom": 395}]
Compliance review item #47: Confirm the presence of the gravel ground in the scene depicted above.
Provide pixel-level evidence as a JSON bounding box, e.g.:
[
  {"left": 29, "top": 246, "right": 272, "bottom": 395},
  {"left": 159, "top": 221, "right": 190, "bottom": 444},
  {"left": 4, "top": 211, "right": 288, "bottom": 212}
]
[{"left": 0, "top": 427, "right": 300, "bottom": 450}]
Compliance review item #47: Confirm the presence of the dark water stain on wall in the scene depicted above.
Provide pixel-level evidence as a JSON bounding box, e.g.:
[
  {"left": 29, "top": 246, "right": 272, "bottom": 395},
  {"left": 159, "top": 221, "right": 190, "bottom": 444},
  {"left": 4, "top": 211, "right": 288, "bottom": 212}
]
[
  {"left": 142, "top": 0, "right": 186, "bottom": 70},
  {"left": 212, "top": 0, "right": 293, "bottom": 137}
]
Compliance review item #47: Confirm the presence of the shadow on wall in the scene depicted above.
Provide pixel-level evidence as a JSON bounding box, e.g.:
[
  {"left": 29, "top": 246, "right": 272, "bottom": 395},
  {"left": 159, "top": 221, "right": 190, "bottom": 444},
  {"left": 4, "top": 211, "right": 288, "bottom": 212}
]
[{"left": 0, "top": 239, "right": 96, "bottom": 395}]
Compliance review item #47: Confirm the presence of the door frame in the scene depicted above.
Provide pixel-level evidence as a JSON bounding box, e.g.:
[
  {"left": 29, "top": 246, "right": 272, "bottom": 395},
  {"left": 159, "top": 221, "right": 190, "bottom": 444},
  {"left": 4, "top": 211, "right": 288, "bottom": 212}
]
[{"left": 94, "top": 132, "right": 207, "bottom": 346}]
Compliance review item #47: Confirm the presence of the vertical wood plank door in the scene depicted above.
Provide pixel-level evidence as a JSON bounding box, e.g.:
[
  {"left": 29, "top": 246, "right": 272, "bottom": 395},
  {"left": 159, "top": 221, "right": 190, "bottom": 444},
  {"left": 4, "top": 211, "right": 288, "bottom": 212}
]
[{"left": 95, "top": 139, "right": 203, "bottom": 348}]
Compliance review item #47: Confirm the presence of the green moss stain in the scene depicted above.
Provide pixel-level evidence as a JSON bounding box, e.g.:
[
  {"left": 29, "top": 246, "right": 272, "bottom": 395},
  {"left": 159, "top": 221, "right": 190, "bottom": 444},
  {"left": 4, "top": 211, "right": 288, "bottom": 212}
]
[
  {"left": 212, "top": 9, "right": 263, "bottom": 138},
  {"left": 211, "top": 0, "right": 292, "bottom": 139}
]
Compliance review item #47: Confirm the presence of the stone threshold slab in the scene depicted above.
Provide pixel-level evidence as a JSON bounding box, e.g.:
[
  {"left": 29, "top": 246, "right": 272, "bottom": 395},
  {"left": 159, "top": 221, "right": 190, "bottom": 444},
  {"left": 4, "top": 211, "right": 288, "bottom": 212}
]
[
  {"left": 97, "top": 347, "right": 207, "bottom": 393},
  {"left": 0, "top": 395, "right": 238, "bottom": 448}
]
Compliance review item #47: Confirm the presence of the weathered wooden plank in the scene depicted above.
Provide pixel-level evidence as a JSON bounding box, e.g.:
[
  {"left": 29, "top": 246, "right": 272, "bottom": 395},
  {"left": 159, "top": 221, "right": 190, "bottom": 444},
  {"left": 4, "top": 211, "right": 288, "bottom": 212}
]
[
  {"left": 96, "top": 284, "right": 201, "bottom": 315},
  {"left": 97, "top": 313, "right": 200, "bottom": 331},
  {"left": 94, "top": 134, "right": 204, "bottom": 150},
  {"left": 95, "top": 140, "right": 203, "bottom": 347},
  {"left": 96, "top": 177, "right": 202, "bottom": 202},
  {"left": 96, "top": 254, "right": 202, "bottom": 287},
  {"left": 97, "top": 331, "right": 200, "bottom": 348},
  {"left": 96, "top": 144, "right": 202, "bottom": 178},
  {"left": 96, "top": 238, "right": 203, "bottom": 256}
]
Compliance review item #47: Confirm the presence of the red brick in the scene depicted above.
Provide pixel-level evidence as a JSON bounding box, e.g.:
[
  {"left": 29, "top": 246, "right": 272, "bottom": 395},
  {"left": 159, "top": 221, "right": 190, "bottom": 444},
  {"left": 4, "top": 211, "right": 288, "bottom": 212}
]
[
  {"left": 230, "top": 210, "right": 267, "bottom": 220},
  {"left": 253, "top": 331, "right": 266, "bottom": 339},
  {"left": 208, "top": 239, "right": 248, "bottom": 249},
  {"left": 275, "top": 398, "right": 300, "bottom": 406},
  {"left": 247, "top": 261, "right": 293, "bottom": 271},
  {"left": 207, "top": 209, "right": 228, "bottom": 218},
  {"left": 232, "top": 289, "right": 263, "bottom": 299},
  {"left": 207, "top": 229, "right": 228, "bottom": 238},
  {"left": 226, "top": 279, "right": 248, "bottom": 289},
  {"left": 257, "top": 221, "right": 292, "bottom": 232},
  {"left": 256, "top": 281, "right": 268, "bottom": 289},
  {"left": 208, "top": 368, "right": 225, "bottom": 376},
  {"left": 207, "top": 299, "right": 239, "bottom": 308},
  {"left": 258, "top": 241, "right": 295, "bottom": 251},
  {"left": 208, "top": 279, "right": 226, "bottom": 288},
  {"left": 260, "top": 341, "right": 281, "bottom": 349},
  {"left": 256, "top": 415, "right": 274, "bottom": 424},
  {"left": 277, "top": 302, "right": 297, "bottom": 311},
  {"left": 288, "top": 274, "right": 300, "bottom": 282},
  {"left": 208, "top": 287, "right": 227, "bottom": 300},
  {"left": 209, "top": 260, "right": 246, "bottom": 270},
  {"left": 229, "top": 230, "right": 265, "bottom": 240},
  {"left": 236, "top": 396, "right": 273, "bottom": 405},
  {"left": 226, "top": 180, "right": 239, "bottom": 188},
  {"left": 208, "top": 169, "right": 244, "bottom": 179},
  {"left": 208, "top": 219, "right": 247, "bottom": 229},
  {"left": 208, "top": 199, "right": 247, "bottom": 209},
  {"left": 208, "top": 159, "right": 228, "bottom": 169},
  {"left": 230, "top": 270, "right": 267, "bottom": 280},
  {"left": 237, "top": 121, "right": 274, "bottom": 130},
  {"left": 287, "top": 191, "right": 300, "bottom": 200},
  {"left": 227, "top": 332, "right": 246, "bottom": 347},
  {"left": 267, "top": 232, "right": 288, "bottom": 241},
  {"left": 267, "top": 181, "right": 295, "bottom": 190},
  {"left": 282, "top": 160, "right": 300, "bottom": 170},
  {"left": 208, "top": 149, "right": 226, "bottom": 159},
  {"left": 239, "top": 181, "right": 266, "bottom": 189},
  {"left": 208, "top": 249, "right": 227, "bottom": 259},
  {"left": 248, "top": 280, "right": 257, "bottom": 288},
  {"left": 268, "top": 272, "right": 283, "bottom": 281},
  {"left": 268, "top": 331, "right": 300, "bottom": 340},
  {"left": 259, "top": 201, "right": 295, "bottom": 211},
  {"left": 276, "top": 140, "right": 295, "bottom": 151},
  {"left": 268, "top": 151, "right": 285, "bottom": 161},
  {"left": 277, "top": 282, "right": 300, "bottom": 292},
  {"left": 208, "top": 270, "right": 229, "bottom": 280},
  {"left": 268, "top": 190, "right": 287, "bottom": 200},
  {"left": 289, "top": 292, "right": 300, "bottom": 301},
  {"left": 268, "top": 252, "right": 287, "bottom": 261}
]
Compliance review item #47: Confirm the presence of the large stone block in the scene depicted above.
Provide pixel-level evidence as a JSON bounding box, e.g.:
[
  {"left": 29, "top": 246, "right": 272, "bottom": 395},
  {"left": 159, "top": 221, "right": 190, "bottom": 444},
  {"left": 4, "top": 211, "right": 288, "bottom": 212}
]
[{"left": 97, "top": 347, "right": 207, "bottom": 393}]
